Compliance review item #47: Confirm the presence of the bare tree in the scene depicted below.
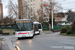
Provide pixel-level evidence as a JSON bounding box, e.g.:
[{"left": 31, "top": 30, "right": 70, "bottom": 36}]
[
  {"left": 22, "top": 0, "right": 29, "bottom": 19},
  {"left": 43, "top": 0, "right": 63, "bottom": 14},
  {"left": 31, "top": 9, "right": 39, "bottom": 22},
  {"left": 43, "top": 0, "right": 63, "bottom": 24},
  {"left": 3, "top": 16, "right": 12, "bottom": 24},
  {"left": 67, "top": 10, "right": 75, "bottom": 22},
  {"left": 31, "top": 15, "right": 39, "bottom": 22},
  {"left": 37, "top": 4, "right": 44, "bottom": 23},
  {"left": 6, "top": 0, "right": 18, "bottom": 19}
]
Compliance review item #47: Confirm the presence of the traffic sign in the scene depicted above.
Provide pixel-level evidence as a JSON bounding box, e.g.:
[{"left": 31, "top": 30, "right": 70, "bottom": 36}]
[
  {"left": 51, "top": 8, "right": 53, "bottom": 10},
  {"left": 46, "top": 4, "right": 48, "bottom": 6}
]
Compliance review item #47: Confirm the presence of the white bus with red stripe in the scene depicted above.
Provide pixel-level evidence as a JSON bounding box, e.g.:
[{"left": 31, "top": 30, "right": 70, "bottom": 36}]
[
  {"left": 14, "top": 19, "right": 34, "bottom": 39},
  {"left": 33, "top": 22, "right": 42, "bottom": 35}
]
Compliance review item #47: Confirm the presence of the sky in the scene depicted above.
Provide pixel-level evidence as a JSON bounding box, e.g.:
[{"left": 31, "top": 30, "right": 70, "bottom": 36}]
[
  {"left": 2, "top": 0, "right": 75, "bottom": 17},
  {"left": 2, "top": 0, "right": 17, "bottom": 17}
]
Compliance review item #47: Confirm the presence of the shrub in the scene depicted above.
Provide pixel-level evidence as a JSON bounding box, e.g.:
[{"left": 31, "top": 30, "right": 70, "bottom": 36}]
[
  {"left": 66, "top": 30, "right": 72, "bottom": 35},
  {"left": 61, "top": 27, "right": 68, "bottom": 33},
  {"left": 61, "top": 25, "right": 71, "bottom": 33},
  {"left": 0, "top": 28, "right": 2, "bottom": 34},
  {"left": 71, "top": 21, "right": 75, "bottom": 34}
]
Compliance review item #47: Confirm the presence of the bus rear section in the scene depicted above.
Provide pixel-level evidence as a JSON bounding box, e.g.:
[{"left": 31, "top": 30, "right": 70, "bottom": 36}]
[
  {"left": 33, "top": 22, "right": 42, "bottom": 35},
  {"left": 14, "top": 19, "right": 34, "bottom": 38}
]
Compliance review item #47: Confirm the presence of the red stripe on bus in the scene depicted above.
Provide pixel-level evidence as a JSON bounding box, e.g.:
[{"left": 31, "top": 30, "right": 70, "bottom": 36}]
[
  {"left": 18, "top": 32, "right": 29, "bottom": 34},
  {"left": 18, "top": 33, "right": 27, "bottom": 34}
]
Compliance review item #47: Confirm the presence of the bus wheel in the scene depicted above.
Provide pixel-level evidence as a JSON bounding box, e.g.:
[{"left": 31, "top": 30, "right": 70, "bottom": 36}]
[
  {"left": 31, "top": 36, "right": 33, "bottom": 39},
  {"left": 18, "top": 37, "right": 21, "bottom": 40}
]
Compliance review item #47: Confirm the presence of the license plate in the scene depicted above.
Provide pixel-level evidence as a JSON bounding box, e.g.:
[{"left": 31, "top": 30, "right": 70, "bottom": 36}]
[{"left": 22, "top": 35, "right": 26, "bottom": 37}]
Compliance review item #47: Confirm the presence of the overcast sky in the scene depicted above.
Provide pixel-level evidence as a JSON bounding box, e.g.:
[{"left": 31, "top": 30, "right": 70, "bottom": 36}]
[
  {"left": 2, "top": 0, "right": 75, "bottom": 17},
  {"left": 2, "top": 0, "right": 17, "bottom": 17}
]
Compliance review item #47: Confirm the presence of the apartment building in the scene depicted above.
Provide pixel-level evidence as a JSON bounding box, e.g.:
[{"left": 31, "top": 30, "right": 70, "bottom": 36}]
[
  {"left": 0, "top": 0, "right": 3, "bottom": 24},
  {"left": 18, "top": 0, "right": 43, "bottom": 21}
]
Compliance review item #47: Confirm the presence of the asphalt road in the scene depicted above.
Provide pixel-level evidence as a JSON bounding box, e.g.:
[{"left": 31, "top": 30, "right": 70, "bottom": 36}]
[
  {"left": 15, "top": 32, "right": 75, "bottom": 50},
  {"left": 1, "top": 32, "right": 75, "bottom": 50}
]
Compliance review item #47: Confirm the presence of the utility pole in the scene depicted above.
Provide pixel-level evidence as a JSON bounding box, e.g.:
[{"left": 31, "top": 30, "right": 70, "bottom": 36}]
[
  {"left": 46, "top": 0, "right": 54, "bottom": 31},
  {"left": 51, "top": 0, "right": 54, "bottom": 31}
]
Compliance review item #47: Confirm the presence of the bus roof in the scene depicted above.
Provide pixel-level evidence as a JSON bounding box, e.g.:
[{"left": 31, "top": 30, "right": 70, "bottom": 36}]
[
  {"left": 33, "top": 22, "right": 41, "bottom": 24},
  {"left": 15, "top": 19, "right": 31, "bottom": 21}
]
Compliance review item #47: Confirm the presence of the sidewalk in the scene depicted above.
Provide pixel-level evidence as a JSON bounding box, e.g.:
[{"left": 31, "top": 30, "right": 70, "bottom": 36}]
[
  {"left": 0, "top": 40, "right": 1, "bottom": 50},
  {"left": 1, "top": 38, "right": 15, "bottom": 50},
  {"left": 40, "top": 31, "right": 53, "bottom": 35},
  {"left": 0, "top": 38, "right": 9, "bottom": 50},
  {"left": 0, "top": 36, "right": 15, "bottom": 50},
  {"left": 0, "top": 38, "right": 2, "bottom": 50},
  {"left": 43, "top": 31, "right": 53, "bottom": 34}
]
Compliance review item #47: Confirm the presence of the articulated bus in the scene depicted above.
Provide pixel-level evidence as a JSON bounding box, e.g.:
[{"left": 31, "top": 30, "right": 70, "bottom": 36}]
[
  {"left": 33, "top": 22, "right": 42, "bottom": 35},
  {"left": 13, "top": 19, "right": 42, "bottom": 39},
  {"left": 14, "top": 19, "right": 34, "bottom": 39}
]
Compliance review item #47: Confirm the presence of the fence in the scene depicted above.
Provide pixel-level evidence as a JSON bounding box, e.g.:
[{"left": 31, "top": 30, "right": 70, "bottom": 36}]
[
  {"left": 0, "top": 25, "right": 15, "bottom": 35},
  {"left": 53, "top": 25, "right": 63, "bottom": 30},
  {"left": 42, "top": 25, "right": 63, "bottom": 31},
  {"left": 42, "top": 25, "right": 50, "bottom": 31}
]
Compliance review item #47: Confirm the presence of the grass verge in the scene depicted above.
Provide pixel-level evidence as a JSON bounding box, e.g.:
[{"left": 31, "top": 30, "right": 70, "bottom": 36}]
[{"left": 60, "top": 33, "right": 75, "bottom": 36}]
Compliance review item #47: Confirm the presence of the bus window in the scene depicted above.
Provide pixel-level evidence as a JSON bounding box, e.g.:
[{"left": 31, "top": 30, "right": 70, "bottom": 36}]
[
  {"left": 38, "top": 24, "right": 41, "bottom": 29},
  {"left": 34, "top": 24, "right": 38, "bottom": 31},
  {"left": 15, "top": 20, "right": 33, "bottom": 31}
]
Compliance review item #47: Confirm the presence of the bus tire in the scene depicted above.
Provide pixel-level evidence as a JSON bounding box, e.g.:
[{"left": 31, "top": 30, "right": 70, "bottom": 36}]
[
  {"left": 31, "top": 36, "right": 33, "bottom": 39},
  {"left": 18, "top": 37, "right": 21, "bottom": 39}
]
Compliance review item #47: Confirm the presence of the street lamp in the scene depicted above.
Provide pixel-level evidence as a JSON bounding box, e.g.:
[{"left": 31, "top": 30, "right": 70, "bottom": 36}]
[
  {"left": 51, "top": 0, "right": 54, "bottom": 31},
  {"left": 46, "top": 0, "right": 54, "bottom": 31}
]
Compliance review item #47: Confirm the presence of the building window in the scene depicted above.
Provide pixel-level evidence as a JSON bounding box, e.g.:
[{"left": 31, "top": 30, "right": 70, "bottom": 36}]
[
  {"left": 33, "top": 4, "right": 35, "bottom": 6},
  {"left": 25, "top": 0, "right": 27, "bottom": 1},
  {"left": 31, "top": 5, "right": 32, "bottom": 7},
  {"left": 33, "top": 2, "right": 35, "bottom": 3},
  {"left": 28, "top": 1, "right": 29, "bottom": 3},
  {"left": 33, "top": 0, "right": 35, "bottom": 1},
  {"left": 33, "top": 7, "right": 35, "bottom": 8},
  {"left": 33, "top": 8, "right": 35, "bottom": 10},
  {"left": 28, "top": 2, "right": 30, "bottom": 4},
  {"left": 31, "top": 0, "right": 32, "bottom": 2},
  {"left": 28, "top": 6, "right": 29, "bottom": 7},
  {"left": 31, "top": 2, "right": 32, "bottom": 4}
]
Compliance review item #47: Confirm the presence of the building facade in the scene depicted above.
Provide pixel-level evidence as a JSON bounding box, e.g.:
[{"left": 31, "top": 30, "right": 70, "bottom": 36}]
[
  {"left": 0, "top": 0, "right": 3, "bottom": 24},
  {"left": 18, "top": 0, "right": 22, "bottom": 19},
  {"left": 18, "top": 0, "right": 43, "bottom": 21}
]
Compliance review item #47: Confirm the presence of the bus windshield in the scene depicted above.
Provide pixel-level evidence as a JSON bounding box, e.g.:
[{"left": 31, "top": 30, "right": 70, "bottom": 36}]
[{"left": 15, "top": 20, "right": 33, "bottom": 31}]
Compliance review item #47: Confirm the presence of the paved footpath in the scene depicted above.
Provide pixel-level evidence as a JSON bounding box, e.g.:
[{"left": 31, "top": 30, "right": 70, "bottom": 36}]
[
  {"left": 0, "top": 39, "right": 2, "bottom": 50},
  {"left": 43, "top": 31, "right": 53, "bottom": 34},
  {"left": 0, "top": 36, "right": 15, "bottom": 50}
]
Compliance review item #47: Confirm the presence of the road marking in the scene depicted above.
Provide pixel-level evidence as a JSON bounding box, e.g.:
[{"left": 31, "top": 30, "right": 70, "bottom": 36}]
[{"left": 15, "top": 45, "right": 21, "bottom": 50}]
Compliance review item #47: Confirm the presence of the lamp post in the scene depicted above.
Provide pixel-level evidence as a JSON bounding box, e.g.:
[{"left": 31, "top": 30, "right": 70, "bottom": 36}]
[
  {"left": 51, "top": 0, "right": 54, "bottom": 31},
  {"left": 46, "top": 0, "right": 54, "bottom": 31}
]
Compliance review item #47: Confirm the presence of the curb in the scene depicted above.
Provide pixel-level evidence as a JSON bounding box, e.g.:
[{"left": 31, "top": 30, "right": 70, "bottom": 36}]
[
  {"left": 0, "top": 33, "right": 15, "bottom": 36},
  {"left": 15, "top": 46, "right": 20, "bottom": 50},
  {"left": 0, "top": 38, "right": 3, "bottom": 50},
  {"left": 0, "top": 40, "right": 2, "bottom": 50},
  {"left": 1, "top": 38, "right": 15, "bottom": 50}
]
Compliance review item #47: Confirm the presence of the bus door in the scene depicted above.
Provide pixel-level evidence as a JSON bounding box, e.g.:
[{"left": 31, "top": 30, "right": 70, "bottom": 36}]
[
  {"left": 34, "top": 24, "right": 39, "bottom": 34},
  {"left": 38, "top": 24, "right": 42, "bottom": 32}
]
